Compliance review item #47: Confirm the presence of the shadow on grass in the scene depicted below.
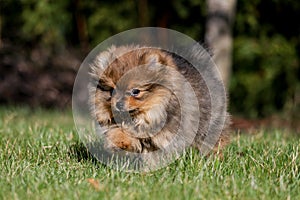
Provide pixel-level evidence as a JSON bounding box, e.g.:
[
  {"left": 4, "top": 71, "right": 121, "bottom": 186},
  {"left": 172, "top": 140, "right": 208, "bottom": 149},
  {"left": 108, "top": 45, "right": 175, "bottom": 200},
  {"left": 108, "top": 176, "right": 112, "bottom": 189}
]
[
  {"left": 68, "top": 141, "right": 152, "bottom": 172},
  {"left": 68, "top": 141, "right": 99, "bottom": 164}
]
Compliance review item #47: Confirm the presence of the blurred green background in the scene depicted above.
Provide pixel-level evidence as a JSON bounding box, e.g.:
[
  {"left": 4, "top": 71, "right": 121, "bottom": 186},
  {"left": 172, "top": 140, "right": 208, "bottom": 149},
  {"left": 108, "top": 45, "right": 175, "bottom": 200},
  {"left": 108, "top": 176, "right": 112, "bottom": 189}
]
[{"left": 0, "top": 0, "right": 299, "bottom": 127}]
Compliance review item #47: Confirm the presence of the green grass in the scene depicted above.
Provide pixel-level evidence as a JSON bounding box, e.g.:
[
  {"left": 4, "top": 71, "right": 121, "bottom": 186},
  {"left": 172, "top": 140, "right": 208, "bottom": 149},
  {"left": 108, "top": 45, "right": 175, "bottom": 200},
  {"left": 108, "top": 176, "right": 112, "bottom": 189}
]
[{"left": 0, "top": 107, "right": 299, "bottom": 200}]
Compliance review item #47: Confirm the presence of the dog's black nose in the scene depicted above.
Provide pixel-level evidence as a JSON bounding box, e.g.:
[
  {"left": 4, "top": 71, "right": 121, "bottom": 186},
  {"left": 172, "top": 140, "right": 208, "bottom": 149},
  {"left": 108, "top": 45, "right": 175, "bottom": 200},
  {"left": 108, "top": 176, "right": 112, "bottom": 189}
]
[{"left": 116, "top": 101, "right": 124, "bottom": 111}]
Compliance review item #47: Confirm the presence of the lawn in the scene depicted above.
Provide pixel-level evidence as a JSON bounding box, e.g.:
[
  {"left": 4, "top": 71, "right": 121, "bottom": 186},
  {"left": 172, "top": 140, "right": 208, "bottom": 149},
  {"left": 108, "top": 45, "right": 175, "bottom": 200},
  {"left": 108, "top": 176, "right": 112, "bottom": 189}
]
[{"left": 0, "top": 107, "right": 299, "bottom": 200}]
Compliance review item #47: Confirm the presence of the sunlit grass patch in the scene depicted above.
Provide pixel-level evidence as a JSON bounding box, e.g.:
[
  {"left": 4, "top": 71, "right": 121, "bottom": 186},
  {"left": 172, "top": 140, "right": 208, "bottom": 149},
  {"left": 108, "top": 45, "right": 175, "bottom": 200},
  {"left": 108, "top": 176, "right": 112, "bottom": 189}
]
[{"left": 0, "top": 107, "right": 299, "bottom": 199}]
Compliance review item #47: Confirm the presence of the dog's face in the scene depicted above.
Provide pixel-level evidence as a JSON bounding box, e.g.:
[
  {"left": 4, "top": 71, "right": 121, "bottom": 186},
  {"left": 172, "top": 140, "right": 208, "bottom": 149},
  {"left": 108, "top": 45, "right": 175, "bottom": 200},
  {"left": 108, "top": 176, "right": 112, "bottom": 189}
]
[{"left": 92, "top": 48, "right": 177, "bottom": 137}]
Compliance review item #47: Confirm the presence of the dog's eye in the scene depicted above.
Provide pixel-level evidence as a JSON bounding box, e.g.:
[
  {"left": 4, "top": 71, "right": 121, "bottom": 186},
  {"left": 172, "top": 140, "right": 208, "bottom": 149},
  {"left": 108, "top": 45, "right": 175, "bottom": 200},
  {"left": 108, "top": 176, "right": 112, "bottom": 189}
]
[
  {"left": 97, "top": 83, "right": 108, "bottom": 91},
  {"left": 130, "top": 88, "right": 140, "bottom": 97},
  {"left": 97, "top": 82, "right": 114, "bottom": 96},
  {"left": 109, "top": 89, "right": 114, "bottom": 96}
]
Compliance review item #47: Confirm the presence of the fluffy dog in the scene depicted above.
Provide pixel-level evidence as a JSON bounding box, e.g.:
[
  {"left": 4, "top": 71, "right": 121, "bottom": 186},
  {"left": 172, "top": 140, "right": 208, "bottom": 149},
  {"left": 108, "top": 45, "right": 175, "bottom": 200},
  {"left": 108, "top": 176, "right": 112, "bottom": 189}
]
[{"left": 89, "top": 45, "right": 230, "bottom": 155}]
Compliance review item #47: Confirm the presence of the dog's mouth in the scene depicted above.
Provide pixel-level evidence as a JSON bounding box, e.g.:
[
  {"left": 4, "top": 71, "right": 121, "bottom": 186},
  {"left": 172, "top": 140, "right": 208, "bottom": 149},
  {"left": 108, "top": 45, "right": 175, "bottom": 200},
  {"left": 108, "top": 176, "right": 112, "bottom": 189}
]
[
  {"left": 111, "top": 108, "right": 139, "bottom": 125},
  {"left": 129, "top": 108, "right": 139, "bottom": 115},
  {"left": 113, "top": 108, "right": 139, "bottom": 115}
]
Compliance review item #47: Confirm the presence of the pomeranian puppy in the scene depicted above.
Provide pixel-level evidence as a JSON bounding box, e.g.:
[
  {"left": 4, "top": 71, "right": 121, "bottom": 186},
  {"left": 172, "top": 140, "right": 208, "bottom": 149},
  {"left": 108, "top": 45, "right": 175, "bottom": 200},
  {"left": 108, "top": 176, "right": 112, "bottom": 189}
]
[{"left": 89, "top": 45, "right": 230, "bottom": 155}]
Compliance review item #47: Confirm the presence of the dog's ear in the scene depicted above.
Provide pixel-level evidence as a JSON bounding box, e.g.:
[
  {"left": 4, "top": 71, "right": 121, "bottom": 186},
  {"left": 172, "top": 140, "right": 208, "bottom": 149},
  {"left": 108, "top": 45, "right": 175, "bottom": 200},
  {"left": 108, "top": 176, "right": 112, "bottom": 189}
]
[
  {"left": 141, "top": 50, "right": 174, "bottom": 69},
  {"left": 144, "top": 53, "right": 161, "bottom": 65}
]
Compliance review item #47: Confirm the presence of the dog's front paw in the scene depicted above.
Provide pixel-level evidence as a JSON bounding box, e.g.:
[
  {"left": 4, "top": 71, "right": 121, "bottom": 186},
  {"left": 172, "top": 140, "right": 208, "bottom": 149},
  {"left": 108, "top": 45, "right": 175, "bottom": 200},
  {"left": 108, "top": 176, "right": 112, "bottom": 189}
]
[{"left": 105, "top": 128, "right": 142, "bottom": 153}]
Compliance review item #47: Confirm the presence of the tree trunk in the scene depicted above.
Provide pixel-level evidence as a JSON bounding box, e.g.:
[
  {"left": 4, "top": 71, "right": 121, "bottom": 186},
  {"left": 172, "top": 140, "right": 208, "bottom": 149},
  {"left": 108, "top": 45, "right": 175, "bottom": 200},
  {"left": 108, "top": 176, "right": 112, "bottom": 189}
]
[{"left": 205, "top": 0, "right": 236, "bottom": 88}]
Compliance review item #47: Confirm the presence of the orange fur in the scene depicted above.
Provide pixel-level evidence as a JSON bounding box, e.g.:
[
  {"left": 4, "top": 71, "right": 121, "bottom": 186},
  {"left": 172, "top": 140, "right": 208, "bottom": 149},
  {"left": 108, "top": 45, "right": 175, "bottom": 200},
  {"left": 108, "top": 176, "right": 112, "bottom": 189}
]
[
  {"left": 105, "top": 128, "right": 141, "bottom": 152},
  {"left": 89, "top": 45, "right": 231, "bottom": 154}
]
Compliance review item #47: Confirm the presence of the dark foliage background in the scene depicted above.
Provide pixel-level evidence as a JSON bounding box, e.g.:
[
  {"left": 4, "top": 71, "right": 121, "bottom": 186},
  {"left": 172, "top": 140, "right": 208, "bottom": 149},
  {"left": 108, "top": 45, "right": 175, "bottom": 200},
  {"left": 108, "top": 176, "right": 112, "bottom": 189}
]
[{"left": 0, "top": 0, "right": 299, "bottom": 125}]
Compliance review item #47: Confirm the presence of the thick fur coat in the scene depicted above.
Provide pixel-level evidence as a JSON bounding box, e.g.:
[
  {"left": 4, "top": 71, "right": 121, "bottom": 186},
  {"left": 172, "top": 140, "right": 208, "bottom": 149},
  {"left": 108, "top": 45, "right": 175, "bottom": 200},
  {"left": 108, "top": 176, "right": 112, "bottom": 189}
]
[{"left": 89, "top": 45, "right": 230, "bottom": 155}]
